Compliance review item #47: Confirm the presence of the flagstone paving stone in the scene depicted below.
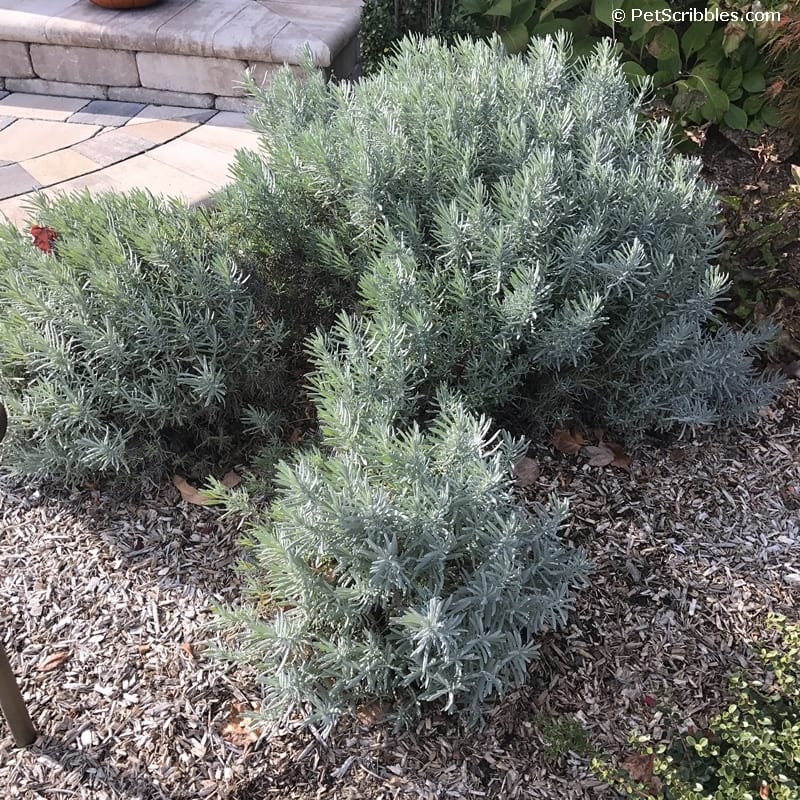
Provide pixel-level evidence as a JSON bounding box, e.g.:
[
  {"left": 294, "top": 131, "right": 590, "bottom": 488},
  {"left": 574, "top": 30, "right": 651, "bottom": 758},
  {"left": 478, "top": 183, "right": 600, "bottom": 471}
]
[
  {"left": 67, "top": 99, "right": 147, "bottom": 127},
  {"left": 100, "top": 153, "right": 217, "bottom": 197},
  {"left": 71, "top": 128, "right": 155, "bottom": 167},
  {"left": 21, "top": 148, "right": 99, "bottom": 186},
  {"left": 121, "top": 118, "right": 200, "bottom": 145},
  {"left": 0, "top": 162, "right": 40, "bottom": 200},
  {"left": 146, "top": 137, "right": 236, "bottom": 186},
  {"left": 0, "top": 118, "right": 100, "bottom": 162},
  {"left": 0, "top": 194, "right": 30, "bottom": 226},
  {"left": 42, "top": 171, "right": 121, "bottom": 200},
  {"left": 125, "top": 104, "right": 216, "bottom": 125},
  {"left": 0, "top": 91, "right": 258, "bottom": 224},
  {"left": 0, "top": 91, "right": 87, "bottom": 120}
]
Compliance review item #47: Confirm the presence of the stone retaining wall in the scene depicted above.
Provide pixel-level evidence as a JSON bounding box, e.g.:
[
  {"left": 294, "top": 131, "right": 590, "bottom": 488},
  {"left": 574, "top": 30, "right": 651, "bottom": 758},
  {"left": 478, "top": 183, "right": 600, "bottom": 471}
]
[
  {"left": 0, "top": 0, "right": 362, "bottom": 109},
  {"left": 0, "top": 36, "right": 359, "bottom": 111}
]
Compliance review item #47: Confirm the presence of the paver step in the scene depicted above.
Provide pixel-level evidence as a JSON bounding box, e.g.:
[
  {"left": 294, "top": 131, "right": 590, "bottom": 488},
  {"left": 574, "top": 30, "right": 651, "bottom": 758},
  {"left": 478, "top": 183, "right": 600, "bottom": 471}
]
[{"left": 0, "top": 0, "right": 362, "bottom": 110}]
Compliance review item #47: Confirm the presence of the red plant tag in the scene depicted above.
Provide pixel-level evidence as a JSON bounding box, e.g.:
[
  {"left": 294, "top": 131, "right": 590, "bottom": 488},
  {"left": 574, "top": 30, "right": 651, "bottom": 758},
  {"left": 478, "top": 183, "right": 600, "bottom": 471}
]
[{"left": 30, "top": 225, "right": 58, "bottom": 254}]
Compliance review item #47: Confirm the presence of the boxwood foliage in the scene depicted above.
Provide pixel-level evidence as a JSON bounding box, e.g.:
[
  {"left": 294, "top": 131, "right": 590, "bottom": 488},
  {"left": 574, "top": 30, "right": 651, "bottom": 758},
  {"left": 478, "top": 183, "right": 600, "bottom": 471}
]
[
  {"left": 222, "top": 33, "right": 781, "bottom": 439},
  {"left": 0, "top": 191, "right": 286, "bottom": 483}
]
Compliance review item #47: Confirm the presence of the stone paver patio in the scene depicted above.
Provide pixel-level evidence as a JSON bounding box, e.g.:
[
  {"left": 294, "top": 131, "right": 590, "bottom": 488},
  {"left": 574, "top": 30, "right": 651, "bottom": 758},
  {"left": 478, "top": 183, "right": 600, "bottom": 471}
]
[
  {"left": 0, "top": 2, "right": 362, "bottom": 228},
  {"left": 0, "top": 90, "right": 260, "bottom": 227}
]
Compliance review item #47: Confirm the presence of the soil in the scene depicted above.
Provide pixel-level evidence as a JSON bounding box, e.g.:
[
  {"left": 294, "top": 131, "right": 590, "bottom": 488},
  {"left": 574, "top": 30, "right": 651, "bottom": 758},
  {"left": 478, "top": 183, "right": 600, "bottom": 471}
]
[{"left": 699, "top": 125, "right": 800, "bottom": 361}]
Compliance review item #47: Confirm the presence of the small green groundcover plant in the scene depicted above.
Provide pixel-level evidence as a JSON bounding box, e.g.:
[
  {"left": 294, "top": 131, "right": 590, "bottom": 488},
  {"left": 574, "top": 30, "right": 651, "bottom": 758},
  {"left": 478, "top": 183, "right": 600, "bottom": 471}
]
[
  {"left": 222, "top": 34, "right": 781, "bottom": 440},
  {"left": 0, "top": 191, "right": 286, "bottom": 483},
  {"left": 594, "top": 615, "right": 800, "bottom": 799}
]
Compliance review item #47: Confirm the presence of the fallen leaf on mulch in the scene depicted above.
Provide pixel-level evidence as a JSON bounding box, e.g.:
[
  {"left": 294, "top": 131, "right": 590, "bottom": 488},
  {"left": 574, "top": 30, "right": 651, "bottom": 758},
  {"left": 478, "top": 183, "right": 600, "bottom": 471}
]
[
  {"left": 621, "top": 752, "right": 662, "bottom": 794},
  {"left": 582, "top": 442, "right": 632, "bottom": 471},
  {"left": 172, "top": 475, "right": 210, "bottom": 506},
  {"left": 583, "top": 445, "right": 615, "bottom": 467},
  {"left": 221, "top": 470, "right": 242, "bottom": 489},
  {"left": 37, "top": 651, "right": 70, "bottom": 672},
  {"left": 606, "top": 441, "right": 632, "bottom": 472},
  {"left": 180, "top": 642, "right": 195, "bottom": 659},
  {"left": 219, "top": 703, "right": 261, "bottom": 749},
  {"left": 553, "top": 429, "right": 585, "bottom": 454},
  {"left": 514, "top": 456, "right": 540, "bottom": 488}
]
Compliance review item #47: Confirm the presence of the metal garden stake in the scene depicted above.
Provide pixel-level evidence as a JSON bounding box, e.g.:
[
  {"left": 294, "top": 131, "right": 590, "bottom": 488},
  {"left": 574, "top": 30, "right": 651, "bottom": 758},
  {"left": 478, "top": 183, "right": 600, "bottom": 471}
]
[{"left": 0, "top": 402, "right": 37, "bottom": 746}]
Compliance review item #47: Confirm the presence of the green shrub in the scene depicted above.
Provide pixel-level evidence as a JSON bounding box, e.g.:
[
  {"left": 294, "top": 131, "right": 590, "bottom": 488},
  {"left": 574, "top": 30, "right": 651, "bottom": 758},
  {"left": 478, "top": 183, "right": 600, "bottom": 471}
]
[
  {"left": 0, "top": 191, "right": 286, "bottom": 483},
  {"left": 594, "top": 615, "right": 800, "bottom": 799},
  {"left": 359, "top": 0, "right": 471, "bottom": 74},
  {"left": 217, "top": 360, "right": 590, "bottom": 730},
  {"left": 223, "top": 34, "right": 780, "bottom": 439}
]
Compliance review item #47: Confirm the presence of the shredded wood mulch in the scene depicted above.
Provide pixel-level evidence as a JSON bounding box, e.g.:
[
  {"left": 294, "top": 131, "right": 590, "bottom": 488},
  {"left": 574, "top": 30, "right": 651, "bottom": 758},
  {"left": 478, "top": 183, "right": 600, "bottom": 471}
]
[{"left": 1, "top": 381, "right": 798, "bottom": 800}]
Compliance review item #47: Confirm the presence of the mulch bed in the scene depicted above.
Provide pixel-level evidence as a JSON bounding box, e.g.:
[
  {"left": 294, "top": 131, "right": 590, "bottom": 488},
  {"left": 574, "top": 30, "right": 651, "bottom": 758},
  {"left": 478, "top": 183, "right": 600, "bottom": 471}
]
[{"left": 2, "top": 377, "right": 797, "bottom": 800}]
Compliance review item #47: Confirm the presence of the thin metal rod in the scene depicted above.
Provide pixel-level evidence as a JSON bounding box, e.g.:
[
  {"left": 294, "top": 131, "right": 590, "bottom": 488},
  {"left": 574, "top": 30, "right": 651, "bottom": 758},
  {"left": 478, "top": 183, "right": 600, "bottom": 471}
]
[
  {"left": 0, "top": 642, "right": 36, "bottom": 747},
  {"left": 0, "top": 403, "right": 35, "bottom": 746}
]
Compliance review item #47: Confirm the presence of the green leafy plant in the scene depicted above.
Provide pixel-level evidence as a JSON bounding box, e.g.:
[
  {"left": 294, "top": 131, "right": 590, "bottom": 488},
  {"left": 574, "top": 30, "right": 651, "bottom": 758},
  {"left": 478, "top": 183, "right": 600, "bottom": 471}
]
[
  {"left": 458, "top": 0, "right": 783, "bottom": 131},
  {"left": 609, "top": 0, "right": 783, "bottom": 132},
  {"left": 536, "top": 713, "right": 594, "bottom": 758},
  {"left": 359, "top": 0, "right": 472, "bottom": 74},
  {"left": 223, "top": 34, "right": 781, "bottom": 440},
  {"left": 460, "top": 0, "right": 599, "bottom": 55},
  {"left": 594, "top": 615, "right": 800, "bottom": 799},
  {"left": 0, "top": 191, "right": 286, "bottom": 483}
]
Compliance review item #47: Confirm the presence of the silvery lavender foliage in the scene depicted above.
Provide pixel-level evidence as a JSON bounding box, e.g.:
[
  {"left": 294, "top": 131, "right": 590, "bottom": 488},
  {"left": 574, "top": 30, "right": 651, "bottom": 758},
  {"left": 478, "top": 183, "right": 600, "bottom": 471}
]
[
  {"left": 0, "top": 191, "right": 286, "bottom": 482},
  {"left": 227, "top": 33, "right": 780, "bottom": 436},
  {"left": 221, "top": 368, "right": 589, "bottom": 731},
  {"left": 214, "top": 32, "right": 782, "bottom": 732}
]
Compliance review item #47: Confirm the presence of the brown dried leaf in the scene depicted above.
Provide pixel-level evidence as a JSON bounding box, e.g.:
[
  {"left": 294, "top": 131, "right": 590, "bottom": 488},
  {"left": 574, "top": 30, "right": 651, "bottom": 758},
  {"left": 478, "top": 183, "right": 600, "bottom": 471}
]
[
  {"left": 221, "top": 470, "right": 242, "bottom": 489},
  {"left": 552, "top": 429, "right": 585, "bottom": 455},
  {"left": 37, "top": 651, "right": 70, "bottom": 672},
  {"left": 220, "top": 703, "right": 260, "bottom": 748},
  {"left": 514, "top": 456, "right": 540, "bottom": 488},
  {"left": 621, "top": 752, "right": 662, "bottom": 793},
  {"left": 172, "top": 475, "right": 210, "bottom": 506},
  {"left": 180, "top": 642, "right": 195, "bottom": 659},
  {"left": 684, "top": 123, "right": 710, "bottom": 147},
  {"left": 583, "top": 444, "right": 615, "bottom": 467},
  {"left": 606, "top": 441, "right": 632, "bottom": 473}
]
